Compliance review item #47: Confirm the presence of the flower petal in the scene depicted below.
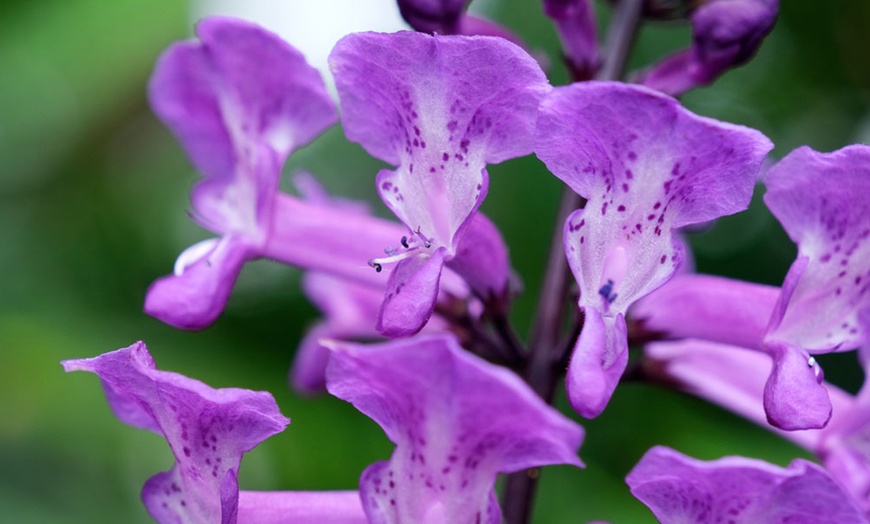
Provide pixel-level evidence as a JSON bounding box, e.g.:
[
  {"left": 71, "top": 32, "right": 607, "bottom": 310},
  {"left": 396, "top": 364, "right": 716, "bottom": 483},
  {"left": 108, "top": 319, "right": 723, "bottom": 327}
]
[
  {"left": 145, "top": 236, "right": 250, "bottom": 330},
  {"left": 764, "top": 145, "right": 870, "bottom": 352},
  {"left": 632, "top": 274, "right": 779, "bottom": 349},
  {"left": 627, "top": 446, "right": 867, "bottom": 524},
  {"left": 764, "top": 341, "right": 832, "bottom": 430},
  {"left": 325, "top": 334, "right": 584, "bottom": 524},
  {"left": 150, "top": 17, "right": 335, "bottom": 235},
  {"left": 566, "top": 307, "right": 629, "bottom": 418},
  {"left": 62, "top": 342, "right": 289, "bottom": 524},
  {"left": 543, "top": 0, "right": 600, "bottom": 80},
  {"left": 539, "top": 81, "right": 771, "bottom": 312},
  {"left": 377, "top": 248, "right": 447, "bottom": 337},
  {"left": 330, "top": 31, "right": 548, "bottom": 252},
  {"left": 444, "top": 212, "right": 511, "bottom": 300},
  {"left": 237, "top": 491, "right": 366, "bottom": 524}
]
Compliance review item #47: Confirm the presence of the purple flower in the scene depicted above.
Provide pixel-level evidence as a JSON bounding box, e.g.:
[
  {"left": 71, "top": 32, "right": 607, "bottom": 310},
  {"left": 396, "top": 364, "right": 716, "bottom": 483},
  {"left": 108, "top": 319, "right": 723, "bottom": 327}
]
[
  {"left": 627, "top": 446, "right": 867, "bottom": 523},
  {"left": 145, "top": 18, "right": 416, "bottom": 331},
  {"left": 634, "top": 145, "right": 870, "bottom": 429},
  {"left": 542, "top": 0, "right": 600, "bottom": 80},
  {"left": 62, "top": 342, "right": 290, "bottom": 523},
  {"left": 636, "top": 0, "right": 779, "bottom": 96},
  {"left": 535, "top": 81, "right": 771, "bottom": 418},
  {"left": 330, "top": 31, "right": 548, "bottom": 337},
  {"left": 325, "top": 334, "right": 584, "bottom": 523}
]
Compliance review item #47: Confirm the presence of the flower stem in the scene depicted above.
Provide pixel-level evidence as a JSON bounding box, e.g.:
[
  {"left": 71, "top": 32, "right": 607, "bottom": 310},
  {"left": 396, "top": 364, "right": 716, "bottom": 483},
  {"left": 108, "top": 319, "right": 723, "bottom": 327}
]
[{"left": 500, "top": 0, "right": 644, "bottom": 521}]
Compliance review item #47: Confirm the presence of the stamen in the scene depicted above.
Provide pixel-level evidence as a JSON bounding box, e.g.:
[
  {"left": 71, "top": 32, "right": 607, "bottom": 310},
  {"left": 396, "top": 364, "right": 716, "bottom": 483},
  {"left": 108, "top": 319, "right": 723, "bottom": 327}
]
[
  {"left": 598, "top": 279, "right": 618, "bottom": 303},
  {"left": 414, "top": 227, "right": 433, "bottom": 248},
  {"left": 369, "top": 261, "right": 383, "bottom": 273},
  {"left": 401, "top": 236, "right": 409, "bottom": 248}
]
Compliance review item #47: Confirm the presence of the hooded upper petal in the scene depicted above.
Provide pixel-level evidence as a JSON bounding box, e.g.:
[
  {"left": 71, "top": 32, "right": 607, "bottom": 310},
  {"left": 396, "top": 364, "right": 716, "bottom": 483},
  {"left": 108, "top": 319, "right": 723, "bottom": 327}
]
[
  {"left": 62, "top": 342, "right": 289, "bottom": 524},
  {"left": 764, "top": 145, "right": 870, "bottom": 353},
  {"left": 627, "top": 446, "right": 867, "bottom": 524},
  {"left": 637, "top": 0, "right": 779, "bottom": 96},
  {"left": 537, "top": 81, "right": 771, "bottom": 416},
  {"left": 325, "top": 334, "right": 584, "bottom": 523}
]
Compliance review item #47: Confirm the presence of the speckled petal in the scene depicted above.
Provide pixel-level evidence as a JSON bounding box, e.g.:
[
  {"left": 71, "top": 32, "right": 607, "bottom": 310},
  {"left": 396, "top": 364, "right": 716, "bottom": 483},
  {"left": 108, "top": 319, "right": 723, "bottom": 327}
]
[
  {"left": 330, "top": 31, "right": 548, "bottom": 254},
  {"left": 62, "top": 342, "right": 289, "bottom": 524},
  {"left": 237, "top": 491, "right": 366, "bottom": 523},
  {"left": 627, "top": 446, "right": 867, "bottom": 524},
  {"left": 377, "top": 247, "right": 447, "bottom": 338},
  {"left": 637, "top": 0, "right": 779, "bottom": 96},
  {"left": 145, "top": 236, "right": 250, "bottom": 330},
  {"left": 325, "top": 334, "right": 584, "bottom": 524},
  {"left": 764, "top": 145, "right": 870, "bottom": 353},
  {"left": 537, "top": 81, "right": 771, "bottom": 416}
]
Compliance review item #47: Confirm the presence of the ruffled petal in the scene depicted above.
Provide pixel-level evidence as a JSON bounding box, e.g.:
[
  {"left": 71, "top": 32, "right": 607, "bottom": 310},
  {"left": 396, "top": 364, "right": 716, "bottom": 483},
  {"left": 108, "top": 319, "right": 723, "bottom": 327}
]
[
  {"left": 627, "top": 446, "right": 867, "bottom": 524},
  {"left": 237, "top": 491, "right": 366, "bottom": 524},
  {"left": 377, "top": 248, "right": 447, "bottom": 337},
  {"left": 145, "top": 236, "right": 250, "bottom": 330},
  {"left": 325, "top": 334, "right": 584, "bottom": 524},
  {"left": 330, "top": 31, "right": 549, "bottom": 253},
  {"left": 62, "top": 342, "right": 289, "bottom": 524},
  {"left": 565, "top": 307, "right": 629, "bottom": 418},
  {"left": 764, "top": 145, "right": 870, "bottom": 352}
]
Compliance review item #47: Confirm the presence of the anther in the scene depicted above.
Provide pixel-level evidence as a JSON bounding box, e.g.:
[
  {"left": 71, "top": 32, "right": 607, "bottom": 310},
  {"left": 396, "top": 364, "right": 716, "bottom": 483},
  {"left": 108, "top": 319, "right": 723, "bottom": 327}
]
[
  {"left": 369, "top": 261, "right": 383, "bottom": 273},
  {"left": 807, "top": 356, "right": 816, "bottom": 368},
  {"left": 598, "top": 279, "right": 618, "bottom": 303},
  {"left": 401, "top": 236, "right": 409, "bottom": 248}
]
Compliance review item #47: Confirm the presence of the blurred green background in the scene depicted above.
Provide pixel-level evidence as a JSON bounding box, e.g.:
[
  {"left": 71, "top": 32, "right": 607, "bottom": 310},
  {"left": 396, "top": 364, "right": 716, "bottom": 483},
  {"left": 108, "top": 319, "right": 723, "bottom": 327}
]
[{"left": 1, "top": 0, "right": 869, "bottom": 522}]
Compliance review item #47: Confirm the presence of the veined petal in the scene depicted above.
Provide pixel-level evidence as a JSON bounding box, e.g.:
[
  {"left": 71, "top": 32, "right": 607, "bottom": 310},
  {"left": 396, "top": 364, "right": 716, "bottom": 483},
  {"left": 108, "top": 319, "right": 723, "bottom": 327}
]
[
  {"left": 62, "top": 342, "right": 289, "bottom": 524},
  {"left": 237, "top": 491, "right": 366, "bottom": 524},
  {"left": 764, "top": 145, "right": 870, "bottom": 353},
  {"left": 627, "top": 446, "right": 867, "bottom": 524},
  {"left": 377, "top": 248, "right": 447, "bottom": 337},
  {"left": 145, "top": 236, "right": 250, "bottom": 330},
  {"left": 330, "top": 31, "right": 549, "bottom": 253},
  {"left": 325, "top": 334, "right": 584, "bottom": 524},
  {"left": 632, "top": 274, "right": 779, "bottom": 349},
  {"left": 566, "top": 307, "right": 629, "bottom": 418},
  {"left": 539, "top": 81, "right": 771, "bottom": 313},
  {"left": 150, "top": 17, "right": 335, "bottom": 235}
]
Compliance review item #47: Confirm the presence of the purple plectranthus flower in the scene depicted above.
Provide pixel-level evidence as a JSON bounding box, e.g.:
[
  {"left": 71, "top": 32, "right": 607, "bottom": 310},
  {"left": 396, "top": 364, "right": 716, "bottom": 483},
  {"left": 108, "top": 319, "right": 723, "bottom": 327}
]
[
  {"left": 535, "top": 81, "right": 771, "bottom": 418},
  {"left": 626, "top": 446, "right": 867, "bottom": 524},
  {"left": 633, "top": 145, "right": 870, "bottom": 429},
  {"left": 146, "top": 19, "right": 419, "bottom": 331},
  {"left": 62, "top": 342, "right": 290, "bottom": 524},
  {"left": 636, "top": 0, "right": 779, "bottom": 96},
  {"left": 330, "top": 31, "right": 548, "bottom": 337},
  {"left": 642, "top": 335, "right": 870, "bottom": 515},
  {"left": 325, "top": 334, "right": 584, "bottom": 523},
  {"left": 542, "top": 0, "right": 600, "bottom": 80}
]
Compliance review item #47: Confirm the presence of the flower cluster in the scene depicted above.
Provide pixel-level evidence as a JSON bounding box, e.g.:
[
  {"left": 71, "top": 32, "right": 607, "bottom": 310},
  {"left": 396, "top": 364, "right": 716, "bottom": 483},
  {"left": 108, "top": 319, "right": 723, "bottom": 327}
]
[{"left": 64, "top": 1, "right": 870, "bottom": 523}]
